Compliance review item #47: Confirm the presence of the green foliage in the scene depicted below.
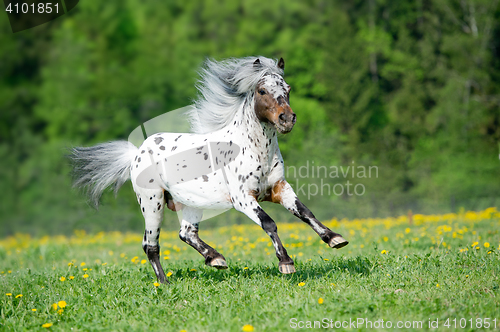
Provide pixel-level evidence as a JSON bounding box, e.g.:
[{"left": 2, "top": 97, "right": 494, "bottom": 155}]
[{"left": 0, "top": 0, "right": 499, "bottom": 236}]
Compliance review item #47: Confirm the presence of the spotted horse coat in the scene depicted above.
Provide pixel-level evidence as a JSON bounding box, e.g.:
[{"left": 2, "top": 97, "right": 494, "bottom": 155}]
[{"left": 70, "top": 56, "right": 348, "bottom": 284}]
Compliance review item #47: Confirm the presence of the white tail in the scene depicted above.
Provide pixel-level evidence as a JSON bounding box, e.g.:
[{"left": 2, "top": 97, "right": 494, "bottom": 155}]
[{"left": 70, "top": 141, "right": 138, "bottom": 207}]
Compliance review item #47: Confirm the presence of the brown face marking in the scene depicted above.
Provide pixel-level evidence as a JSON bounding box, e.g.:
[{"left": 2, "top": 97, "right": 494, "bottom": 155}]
[{"left": 254, "top": 76, "right": 295, "bottom": 134}]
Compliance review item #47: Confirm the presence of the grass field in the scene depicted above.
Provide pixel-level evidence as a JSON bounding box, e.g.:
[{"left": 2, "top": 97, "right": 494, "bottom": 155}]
[{"left": 1, "top": 208, "right": 500, "bottom": 331}]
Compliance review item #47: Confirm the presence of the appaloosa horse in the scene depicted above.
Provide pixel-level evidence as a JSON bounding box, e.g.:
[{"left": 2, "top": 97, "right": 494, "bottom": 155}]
[{"left": 71, "top": 56, "right": 348, "bottom": 283}]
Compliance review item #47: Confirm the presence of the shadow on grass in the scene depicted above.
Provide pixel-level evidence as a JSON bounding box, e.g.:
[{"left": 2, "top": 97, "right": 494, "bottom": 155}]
[{"left": 161, "top": 256, "right": 374, "bottom": 285}]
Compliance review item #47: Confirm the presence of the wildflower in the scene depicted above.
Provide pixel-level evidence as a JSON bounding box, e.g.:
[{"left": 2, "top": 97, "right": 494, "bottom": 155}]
[
  {"left": 190, "top": 269, "right": 196, "bottom": 272},
  {"left": 405, "top": 228, "right": 410, "bottom": 234},
  {"left": 15, "top": 294, "right": 22, "bottom": 298},
  {"left": 466, "top": 275, "right": 469, "bottom": 278},
  {"left": 383, "top": 236, "right": 388, "bottom": 242},
  {"left": 57, "top": 309, "right": 64, "bottom": 315},
  {"left": 59, "top": 276, "right": 66, "bottom": 282},
  {"left": 484, "top": 242, "right": 490, "bottom": 248},
  {"left": 32, "top": 309, "right": 37, "bottom": 312},
  {"left": 108, "top": 251, "right": 114, "bottom": 256},
  {"left": 42, "top": 323, "right": 53, "bottom": 328},
  {"left": 102, "top": 263, "right": 107, "bottom": 266},
  {"left": 243, "top": 267, "right": 249, "bottom": 270},
  {"left": 166, "top": 272, "right": 173, "bottom": 277},
  {"left": 323, "top": 258, "right": 329, "bottom": 261},
  {"left": 6, "top": 293, "right": 12, "bottom": 296},
  {"left": 154, "top": 282, "right": 160, "bottom": 287},
  {"left": 58, "top": 301, "right": 66, "bottom": 308},
  {"left": 318, "top": 298, "right": 324, "bottom": 304},
  {"left": 471, "top": 241, "right": 478, "bottom": 247},
  {"left": 67, "top": 262, "right": 73, "bottom": 267},
  {"left": 141, "top": 259, "right": 147, "bottom": 264},
  {"left": 52, "top": 303, "right": 58, "bottom": 310},
  {"left": 163, "top": 256, "right": 170, "bottom": 260},
  {"left": 381, "top": 250, "right": 387, "bottom": 254},
  {"left": 80, "top": 262, "right": 86, "bottom": 267},
  {"left": 298, "top": 282, "right": 305, "bottom": 287},
  {"left": 8, "top": 270, "right": 11, "bottom": 273},
  {"left": 436, "top": 284, "right": 440, "bottom": 287},
  {"left": 242, "top": 324, "right": 254, "bottom": 332},
  {"left": 82, "top": 268, "right": 88, "bottom": 271},
  {"left": 83, "top": 274, "right": 89, "bottom": 278},
  {"left": 69, "top": 276, "right": 74, "bottom": 280}
]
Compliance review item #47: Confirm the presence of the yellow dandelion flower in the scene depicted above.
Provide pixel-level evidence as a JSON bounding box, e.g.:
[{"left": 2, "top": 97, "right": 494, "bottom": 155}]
[
  {"left": 381, "top": 250, "right": 387, "bottom": 254},
  {"left": 163, "top": 256, "right": 170, "bottom": 260},
  {"left": 466, "top": 275, "right": 469, "bottom": 278},
  {"left": 59, "top": 276, "right": 66, "bottom": 282},
  {"left": 6, "top": 293, "right": 12, "bottom": 296},
  {"left": 166, "top": 271, "right": 173, "bottom": 277},
  {"left": 58, "top": 301, "right": 67, "bottom": 308},
  {"left": 102, "top": 263, "right": 107, "bottom": 266},
  {"left": 52, "top": 303, "right": 58, "bottom": 310},
  {"left": 242, "top": 324, "right": 254, "bottom": 332},
  {"left": 8, "top": 270, "right": 11, "bottom": 273},
  {"left": 69, "top": 276, "right": 74, "bottom": 280},
  {"left": 405, "top": 228, "right": 410, "bottom": 234},
  {"left": 318, "top": 298, "right": 324, "bottom": 304},
  {"left": 108, "top": 251, "right": 114, "bottom": 256},
  {"left": 323, "top": 258, "right": 329, "bottom": 261},
  {"left": 436, "top": 283, "right": 440, "bottom": 287},
  {"left": 484, "top": 242, "right": 490, "bottom": 248},
  {"left": 83, "top": 274, "right": 89, "bottom": 278},
  {"left": 82, "top": 268, "right": 88, "bottom": 271},
  {"left": 154, "top": 282, "right": 160, "bottom": 287},
  {"left": 32, "top": 309, "right": 37, "bottom": 312},
  {"left": 243, "top": 267, "right": 249, "bottom": 270},
  {"left": 67, "top": 262, "right": 73, "bottom": 267},
  {"left": 57, "top": 309, "right": 64, "bottom": 315},
  {"left": 141, "top": 259, "right": 147, "bottom": 264},
  {"left": 298, "top": 282, "right": 305, "bottom": 287},
  {"left": 15, "top": 294, "right": 22, "bottom": 298},
  {"left": 190, "top": 269, "right": 196, "bottom": 272},
  {"left": 383, "top": 236, "right": 388, "bottom": 242},
  {"left": 180, "top": 330, "right": 187, "bottom": 332},
  {"left": 80, "top": 262, "right": 86, "bottom": 267},
  {"left": 42, "top": 323, "right": 53, "bottom": 328},
  {"left": 471, "top": 241, "right": 478, "bottom": 247}
]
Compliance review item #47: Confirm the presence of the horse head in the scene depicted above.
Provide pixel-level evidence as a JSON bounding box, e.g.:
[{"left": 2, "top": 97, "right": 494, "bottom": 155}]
[{"left": 253, "top": 58, "right": 296, "bottom": 134}]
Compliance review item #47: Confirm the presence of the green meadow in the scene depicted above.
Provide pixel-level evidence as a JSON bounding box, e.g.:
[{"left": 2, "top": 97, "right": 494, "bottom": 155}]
[{"left": 1, "top": 208, "right": 499, "bottom": 331}]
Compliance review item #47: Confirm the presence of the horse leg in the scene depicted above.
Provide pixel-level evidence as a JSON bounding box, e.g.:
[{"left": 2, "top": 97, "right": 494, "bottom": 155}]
[
  {"left": 178, "top": 207, "right": 228, "bottom": 269},
  {"left": 267, "top": 180, "right": 348, "bottom": 249},
  {"left": 137, "top": 189, "right": 168, "bottom": 283},
  {"left": 234, "top": 201, "right": 295, "bottom": 274}
]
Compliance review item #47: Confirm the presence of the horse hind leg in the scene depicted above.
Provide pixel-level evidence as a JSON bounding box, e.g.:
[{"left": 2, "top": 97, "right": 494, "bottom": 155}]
[
  {"left": 179, "top": 207, "right": 228, "bottom": 269},
  {"left": 137, "top": 189, "right": 168, "bottom": 283}
]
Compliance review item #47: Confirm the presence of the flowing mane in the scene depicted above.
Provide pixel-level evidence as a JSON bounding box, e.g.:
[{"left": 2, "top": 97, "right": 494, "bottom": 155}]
[{"left": 187, "top": 56, "right": 284, "bottom": 134}]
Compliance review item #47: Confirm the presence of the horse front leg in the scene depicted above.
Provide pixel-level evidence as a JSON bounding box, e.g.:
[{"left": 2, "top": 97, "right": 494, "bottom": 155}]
[
  {"left": 267, "top": 180, "right": 349, "bottom": 249},
  {"left": 234, "top": 199, "right": 295, "bottom": 274}
]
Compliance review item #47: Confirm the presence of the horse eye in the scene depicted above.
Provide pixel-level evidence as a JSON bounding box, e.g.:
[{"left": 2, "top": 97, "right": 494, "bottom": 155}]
[{"left": 258, "top": 90, "right": 266, "bottom": 95}]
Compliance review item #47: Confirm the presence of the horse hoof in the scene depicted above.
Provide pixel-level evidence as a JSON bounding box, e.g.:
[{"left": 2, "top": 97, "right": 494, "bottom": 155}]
[
  {"left": 329, "top": 236, "right": 349, "bottom": 249},
  {"left": 209, "top": 257, "right": 228, "bottom": 269},
  {"left": 279, "top": 263, "right": 296, "bottom": 274}
]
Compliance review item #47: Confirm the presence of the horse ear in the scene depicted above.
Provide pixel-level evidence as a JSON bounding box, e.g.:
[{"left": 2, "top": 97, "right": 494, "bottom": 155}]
[
  {"left": 278, "top": 57, "right": 285, "bottom": 70},
  {"left": 253, "top": 59, "right": 261, "bottom": 67}
]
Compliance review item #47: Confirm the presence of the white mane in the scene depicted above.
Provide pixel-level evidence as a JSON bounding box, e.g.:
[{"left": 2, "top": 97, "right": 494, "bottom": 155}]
[{"left": 187, "top": 56, "right": 284, "bottom": 134}]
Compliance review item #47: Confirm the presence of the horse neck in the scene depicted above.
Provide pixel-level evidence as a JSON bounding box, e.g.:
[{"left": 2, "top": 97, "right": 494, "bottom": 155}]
[{"left": 230, "top": 96, "right": 279, "bottom": 158}]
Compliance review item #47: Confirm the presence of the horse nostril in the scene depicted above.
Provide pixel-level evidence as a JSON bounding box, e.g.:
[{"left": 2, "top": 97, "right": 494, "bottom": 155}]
[
  {"left": 292, "top": 113, "right": 296, "bottom": 124},
  {"left": 279, "top": 113, "right": 286, "bottom": 122}
]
